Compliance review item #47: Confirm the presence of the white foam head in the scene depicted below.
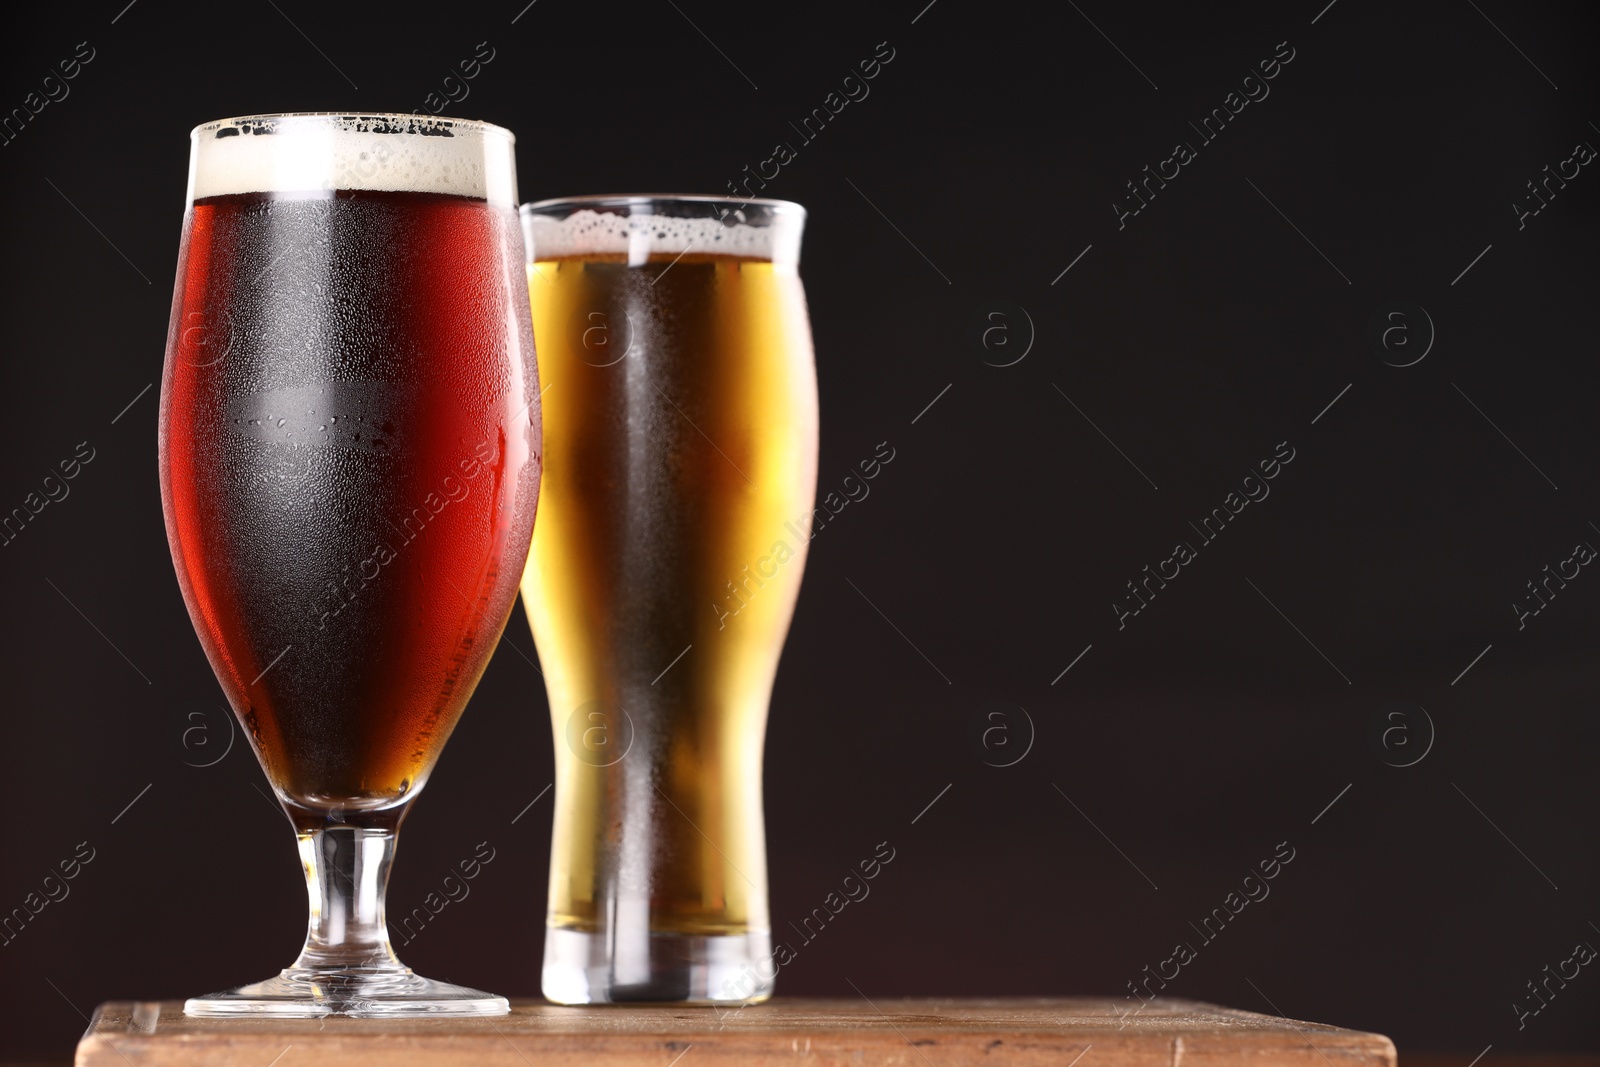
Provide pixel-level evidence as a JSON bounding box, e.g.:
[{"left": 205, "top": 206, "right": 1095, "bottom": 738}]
[
  {"left": 522, "top": 200, "right": 803, "bottom": 266},
  {"left": 187, "top": 113, "right": 517, "bottom": 206}
]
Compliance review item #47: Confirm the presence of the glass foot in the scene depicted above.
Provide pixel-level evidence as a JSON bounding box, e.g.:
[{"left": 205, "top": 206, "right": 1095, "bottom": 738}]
[
  {"left": 185, "top": 966, "right": 510, "bottom": 1018},
  {"left": 542, "top": 926, "right": 774, "bottom": 1004}
]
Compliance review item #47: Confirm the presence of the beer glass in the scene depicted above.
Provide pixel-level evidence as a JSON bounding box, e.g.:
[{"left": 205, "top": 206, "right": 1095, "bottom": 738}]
[
  {"left": 520, "top": 196, "right": 817, "bottom": 1003},
  {"left": 159, "top": 113, "right": 541, "bottom": 1016}
]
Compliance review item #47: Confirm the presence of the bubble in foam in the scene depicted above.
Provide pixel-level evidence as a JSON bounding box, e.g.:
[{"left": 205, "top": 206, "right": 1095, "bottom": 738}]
[
  {"left": 525, "top": 208, "right": 800, "bottom": 266},
  {"left": 188, "top": 114, "right": 517, "bottom": 206}
]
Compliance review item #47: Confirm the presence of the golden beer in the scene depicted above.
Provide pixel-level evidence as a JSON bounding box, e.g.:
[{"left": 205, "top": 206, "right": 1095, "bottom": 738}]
[{"left": 520, "top": 198, "right": 816, "bottom": 1003}]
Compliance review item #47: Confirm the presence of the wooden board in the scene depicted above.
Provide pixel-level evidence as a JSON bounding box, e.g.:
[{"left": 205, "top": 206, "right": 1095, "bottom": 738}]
[{"left": 76, "top": 997, "right": 1396, "bottom": 1067}]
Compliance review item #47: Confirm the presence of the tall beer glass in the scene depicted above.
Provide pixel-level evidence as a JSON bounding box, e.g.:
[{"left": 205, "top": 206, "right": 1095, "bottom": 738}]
[
  {"left": 159, "top": 113, "right": 541, "bottom": 1016},
  {"left": 520, "top": 196, "right": 817, "bottom": 1003}
]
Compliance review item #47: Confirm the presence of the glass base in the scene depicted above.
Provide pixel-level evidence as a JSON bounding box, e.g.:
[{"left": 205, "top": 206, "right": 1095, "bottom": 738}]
[
  {"left": 185, "top": 966, "right": 510, "bottom": 1018},
  {"left": 542, "top": 926, "right": 775, "bottom": 1004}
]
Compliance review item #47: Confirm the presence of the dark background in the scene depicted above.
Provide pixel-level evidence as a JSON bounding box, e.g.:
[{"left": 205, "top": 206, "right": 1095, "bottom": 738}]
[{"left": 2, "top": 0, "right": 1597, "bottom": 1061}]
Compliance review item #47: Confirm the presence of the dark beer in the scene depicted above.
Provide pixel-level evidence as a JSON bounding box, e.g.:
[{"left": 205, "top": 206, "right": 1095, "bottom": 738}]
[
  {"left": 161, "top": 188, "right": 540, "bottom": 823},
  {"left": 166, "top": 113, "right": 530, "bottom": 1018}
]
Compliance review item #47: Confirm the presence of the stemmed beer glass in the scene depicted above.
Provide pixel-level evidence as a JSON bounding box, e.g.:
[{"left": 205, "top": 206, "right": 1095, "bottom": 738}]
[{"left": 158, "top": 113, "right": 541, "bottom": 1016}]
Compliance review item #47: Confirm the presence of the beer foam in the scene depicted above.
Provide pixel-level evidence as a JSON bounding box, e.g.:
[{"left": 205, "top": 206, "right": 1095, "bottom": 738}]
[
  {"left": 188, "top": 114, "right": 517, "bottom": 206},
  {"left": 524, "top": 207, "right": 801, "bottom": 265}
]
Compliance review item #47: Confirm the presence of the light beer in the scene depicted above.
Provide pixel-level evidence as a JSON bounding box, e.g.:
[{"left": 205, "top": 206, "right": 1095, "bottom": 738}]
[{"left": 521, "top": 199, "right": 816, "bottom": 1002}]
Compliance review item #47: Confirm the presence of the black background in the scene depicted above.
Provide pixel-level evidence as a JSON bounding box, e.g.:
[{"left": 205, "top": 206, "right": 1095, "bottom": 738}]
[{"left": 3, "top": 0, "right": 1598, "bottom": 1061}]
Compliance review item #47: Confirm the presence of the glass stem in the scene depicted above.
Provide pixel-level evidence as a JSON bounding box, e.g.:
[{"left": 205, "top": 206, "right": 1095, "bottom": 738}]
[{"left": 289, "top": 825, "right": 404, "bottom": 974}]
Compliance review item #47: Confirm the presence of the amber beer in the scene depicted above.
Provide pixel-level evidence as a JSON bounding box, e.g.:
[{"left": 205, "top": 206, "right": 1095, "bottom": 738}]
[
  {"left": 521, "top": 198, "right": 816, "bottom": 1003},
  {"left": 162, "top": 120, "right": 541, "bottom": 829}
]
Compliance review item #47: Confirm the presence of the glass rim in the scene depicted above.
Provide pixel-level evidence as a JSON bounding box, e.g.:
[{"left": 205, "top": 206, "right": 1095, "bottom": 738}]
[
  {"left": 188, "top": 112, "right": 515, "bottom": 142},
  {"left": 520, "top": 193, "right": 806, "bottom": 219}
]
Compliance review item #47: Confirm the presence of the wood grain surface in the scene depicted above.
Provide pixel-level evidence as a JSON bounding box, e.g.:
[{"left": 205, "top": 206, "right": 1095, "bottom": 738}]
[{"left": 75, "top": 996, "right": 1396, "bottom": 1067}]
